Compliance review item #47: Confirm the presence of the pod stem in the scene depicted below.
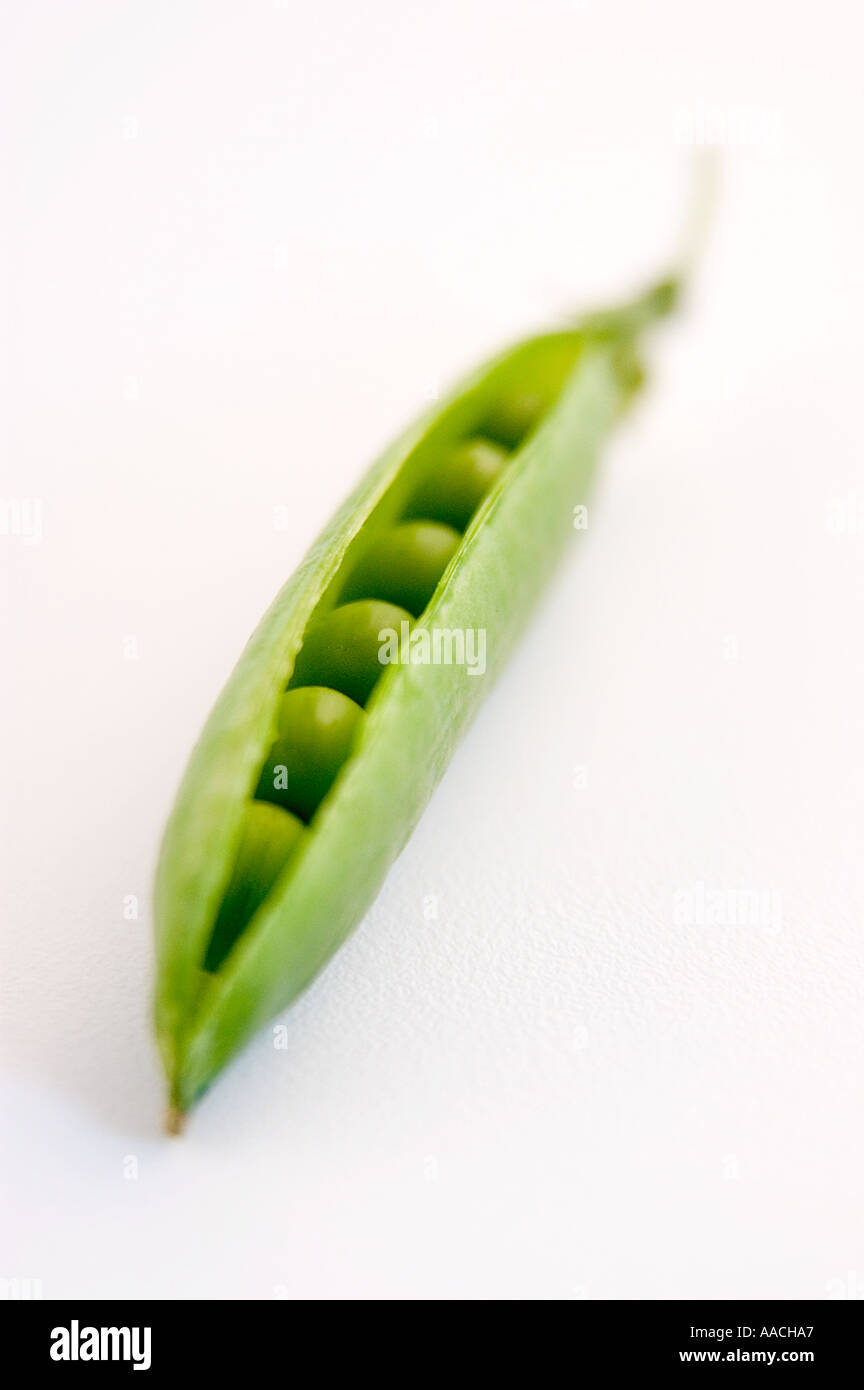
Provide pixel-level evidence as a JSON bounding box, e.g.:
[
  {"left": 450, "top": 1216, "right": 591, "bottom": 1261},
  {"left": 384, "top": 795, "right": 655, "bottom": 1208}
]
[
  {"left": 677, "top": 148, "right": 720, "bottom": 288},
  {"left": 578, "top": 275, "right": 681, "bottom": 344},
  {"left": 165, "top": 1104, "right": 187, "bottom": 1136},
  {"left": 576, "top": 150, "right": 718, "bottom": 345}
]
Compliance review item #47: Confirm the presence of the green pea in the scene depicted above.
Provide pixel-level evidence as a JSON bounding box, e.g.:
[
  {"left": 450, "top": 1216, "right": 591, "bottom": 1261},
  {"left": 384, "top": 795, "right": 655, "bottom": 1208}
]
[
  {"left": 341, "top": 520, "right": 461, "bottom": 616},
  {"left": 256, "top": 686, "right": 364, "bottom": 822},
  {"left": 481, "top": 390, "right": 548, "bottom": 448},
  {"left": 204, "top": 802, "right": 305, "bottom": 973},
  {"left": 406, "top": 437, "right": 509, "bottom": 531},
  {"left": 289, "top": 599, "right": 414, "bottom": 707}
]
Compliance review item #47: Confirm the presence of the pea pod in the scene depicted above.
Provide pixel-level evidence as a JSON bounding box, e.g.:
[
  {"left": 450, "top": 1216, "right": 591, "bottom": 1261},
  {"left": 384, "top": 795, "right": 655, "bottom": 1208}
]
[{"left": 154, "top": 276, "right": 679, "bottom": 1123}]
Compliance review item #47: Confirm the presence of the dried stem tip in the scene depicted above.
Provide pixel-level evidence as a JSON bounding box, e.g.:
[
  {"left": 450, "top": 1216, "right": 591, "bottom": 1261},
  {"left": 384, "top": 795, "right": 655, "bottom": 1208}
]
[{"left": 164, "top": 1105, "right": 186, "bottom": 1136}]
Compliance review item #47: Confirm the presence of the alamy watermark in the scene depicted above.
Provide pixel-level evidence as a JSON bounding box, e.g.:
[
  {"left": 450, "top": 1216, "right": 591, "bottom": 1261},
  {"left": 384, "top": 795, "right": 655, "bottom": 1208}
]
[
  {"left": 50, "top": 1321, "right": 151, "bottom": 1371},
  {"left": 825, "top": 489, "right": 860, "bottom": 536},
  {"left": 825, "top": 1270, "right": 864, "bottom": 1300},
  {"left": 1, "top": 1277, "right": 43, "bottom": 1299},
  {"left": 378, "top": 621, "right": 486, "bottom": 677},
  {"left": 0, "top": 498, "right": 43, "bottom": 545},
  {"left": 674, "top": 106, "right": 782, "bottom": 149},
  {"left": 673, "top": 881, "right": 783, "bottom": 934}
]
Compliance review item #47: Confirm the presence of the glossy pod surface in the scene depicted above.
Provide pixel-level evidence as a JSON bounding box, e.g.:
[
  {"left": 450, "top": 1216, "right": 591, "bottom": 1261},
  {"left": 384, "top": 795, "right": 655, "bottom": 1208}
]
[{"left": 154, "top": 279, "right": 678, "bottom": 1116}]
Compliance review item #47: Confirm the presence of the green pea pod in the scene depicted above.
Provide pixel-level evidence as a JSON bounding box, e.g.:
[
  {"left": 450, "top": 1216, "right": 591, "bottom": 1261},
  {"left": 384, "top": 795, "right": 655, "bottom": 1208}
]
[{"left": 154, "top": 276, "right": 679, "bottom": 1123}]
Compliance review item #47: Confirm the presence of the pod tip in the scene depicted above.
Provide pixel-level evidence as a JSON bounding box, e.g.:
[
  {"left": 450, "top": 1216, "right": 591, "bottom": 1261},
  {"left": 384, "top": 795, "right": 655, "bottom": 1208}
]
[{"left": 165, "top": 1105, "right": 186, "bottom": 1136}]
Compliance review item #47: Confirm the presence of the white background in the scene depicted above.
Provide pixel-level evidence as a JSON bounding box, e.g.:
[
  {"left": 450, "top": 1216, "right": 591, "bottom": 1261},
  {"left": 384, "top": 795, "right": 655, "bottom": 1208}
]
[{"left": 2, "top": 0, "right": 862, "bottom": 1300}]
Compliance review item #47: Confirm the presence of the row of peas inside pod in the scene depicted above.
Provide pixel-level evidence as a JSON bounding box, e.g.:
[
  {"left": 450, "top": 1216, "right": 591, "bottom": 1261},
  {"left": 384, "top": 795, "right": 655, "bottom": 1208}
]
[{"left": 203, "top": 390, "right": 547, "bottom": 971}]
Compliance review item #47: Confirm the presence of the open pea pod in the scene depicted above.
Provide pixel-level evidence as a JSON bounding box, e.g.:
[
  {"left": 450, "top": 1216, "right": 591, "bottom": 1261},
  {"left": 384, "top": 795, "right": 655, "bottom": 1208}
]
[{"left": 154, "top": 277, "right": 679, "bottom": 1121}]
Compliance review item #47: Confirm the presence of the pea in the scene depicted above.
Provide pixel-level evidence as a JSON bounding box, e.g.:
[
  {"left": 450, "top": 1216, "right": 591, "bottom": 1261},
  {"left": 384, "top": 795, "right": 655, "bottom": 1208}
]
[
  {"left": 341, "top": 520, "right": 461, "bottom": 616},
  {"left": 289, "top": 599, "right": 414, "bottom": 706},
  {"left": 481, "top": 390, "right": 548, "bottom": 448},
  {"left": 406, "top": 437, "right": 509, "bottom": 531},
  {"left": 204, "top": 802, "right": 305, "bottom": 972},
  {"left": 256, "top": 686, "right": 364, "bottom": 822}
]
